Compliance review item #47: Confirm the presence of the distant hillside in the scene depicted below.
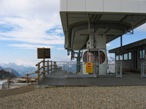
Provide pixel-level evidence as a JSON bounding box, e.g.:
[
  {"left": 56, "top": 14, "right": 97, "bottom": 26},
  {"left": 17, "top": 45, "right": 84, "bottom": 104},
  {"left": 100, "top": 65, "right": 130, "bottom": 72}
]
[
  {"left": 0, "top": 66, "right": 21, "bottom": 77},
  {"left": 0, "top": 70, "right": 16, "bottom": 79},
  {"left": 3, "top": 68, "right": 21, "bottom": 77},
  {"left": 0, "top": 63, "right": 36, "bottom": 76},
  {"left": 0, "top": 66, "right": 3, "bottom": 70}
]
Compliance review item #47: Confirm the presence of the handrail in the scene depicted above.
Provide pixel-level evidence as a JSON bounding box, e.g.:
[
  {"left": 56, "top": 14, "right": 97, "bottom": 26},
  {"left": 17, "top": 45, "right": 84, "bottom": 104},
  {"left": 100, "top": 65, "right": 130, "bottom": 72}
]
[
  {"left": 35, "top": 60, "right": 60, "bottom": 84},
  {"left": 36, "top": 60, "right": 43, "bottom": 66}
]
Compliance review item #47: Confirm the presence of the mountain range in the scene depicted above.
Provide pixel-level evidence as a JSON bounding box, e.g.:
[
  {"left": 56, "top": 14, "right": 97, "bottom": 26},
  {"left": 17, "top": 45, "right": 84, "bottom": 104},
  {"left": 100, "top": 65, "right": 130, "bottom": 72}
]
[
  {"left": 0, "top": 66, "right": 3, "bottom": 70},
  {"left": 0, "top": 63, "right": 36, "bottom": 76},
  {"left": 0, "top": 70, "right": 17, "bottom": 79},
  {"left": 0, "top": 57, "right": 115, "bottom": 77},
  {"left": 3, "top": 68, "right": 21, "bottom": 77}
]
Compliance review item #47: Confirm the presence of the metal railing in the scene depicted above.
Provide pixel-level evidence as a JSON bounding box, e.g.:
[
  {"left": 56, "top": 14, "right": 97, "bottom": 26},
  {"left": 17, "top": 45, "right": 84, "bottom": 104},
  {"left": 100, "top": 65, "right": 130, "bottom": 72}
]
[
  {"left": 54, "top": 61, "right": 78, "bottom": 74},
  {"left": 35, "top": 60, "right": 123, "bottom": 82},
  {"left": 107, "top": 64, "right": 115, "bottom": 74},
  {"left": 141, "top": 62, "right": 146, "bottom": 77},
  {"left": 36, "top": 61, "right": 116, "bottom": 76}
]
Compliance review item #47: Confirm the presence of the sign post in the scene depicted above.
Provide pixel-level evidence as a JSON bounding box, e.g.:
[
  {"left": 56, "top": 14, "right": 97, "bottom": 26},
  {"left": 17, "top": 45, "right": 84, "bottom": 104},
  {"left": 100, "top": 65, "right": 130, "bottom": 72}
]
[
  {"left": 37, "top": 48, "right": 50, "bottom": 59},
  {"left": 37, "top": 48, "right": 51, "bottom": 78}
]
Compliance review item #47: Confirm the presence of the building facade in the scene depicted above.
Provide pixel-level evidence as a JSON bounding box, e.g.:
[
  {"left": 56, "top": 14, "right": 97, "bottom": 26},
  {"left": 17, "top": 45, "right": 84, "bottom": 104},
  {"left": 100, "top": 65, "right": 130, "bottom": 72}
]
[{"left": 109, "top": 39, "right": 146, "bottom": 72}]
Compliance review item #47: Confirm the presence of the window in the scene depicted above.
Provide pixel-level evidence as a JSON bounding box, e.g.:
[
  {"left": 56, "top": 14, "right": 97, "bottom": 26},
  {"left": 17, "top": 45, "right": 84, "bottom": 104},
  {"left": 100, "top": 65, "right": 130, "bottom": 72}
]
[
  {"left": 128, "top": 52, "right": 132, "bottom": 60},
  {"left": 124, "top": 53, "right": 128, "bottom": 60},
  {"left": 120, "top": 55, "right": 123, "bottom": 60},
  {"left": 140, "top": 50, "right": 145, "bottom": 59},
  {"left": 116, "top": 55, "right": 119, "bottom": 61},
  {"left": 143, "top": 50, "right": 145, "bottom": 58},
  {"left": 118, "top": 52, "right": 132, "bottom": 61}
]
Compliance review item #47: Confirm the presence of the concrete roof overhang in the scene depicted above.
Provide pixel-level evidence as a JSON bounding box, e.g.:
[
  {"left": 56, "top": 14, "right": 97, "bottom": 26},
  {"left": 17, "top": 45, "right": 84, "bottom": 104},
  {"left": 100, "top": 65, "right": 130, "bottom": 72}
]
[{"left": 60, "top": 12, "right": 146, "bottom": 50}]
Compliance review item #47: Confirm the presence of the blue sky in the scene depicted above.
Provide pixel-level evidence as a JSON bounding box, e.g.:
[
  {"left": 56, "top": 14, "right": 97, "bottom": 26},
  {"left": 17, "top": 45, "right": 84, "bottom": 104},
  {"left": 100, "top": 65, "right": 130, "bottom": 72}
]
[
  {"left": 108, "top": 28, "right": 146, "bottom": 50},
  {"left": 0, "top": 0, "right": 69, "bottom": 66},
  {"left": 0, "top": 0, "right": 146, "bottom": 66}
]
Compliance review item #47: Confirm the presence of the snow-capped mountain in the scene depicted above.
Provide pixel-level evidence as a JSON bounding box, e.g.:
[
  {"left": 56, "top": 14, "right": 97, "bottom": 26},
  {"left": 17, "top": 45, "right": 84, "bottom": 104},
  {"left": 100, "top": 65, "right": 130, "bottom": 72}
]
[{"left": 0, "top": 63, "right": 36, "bottom": 76}]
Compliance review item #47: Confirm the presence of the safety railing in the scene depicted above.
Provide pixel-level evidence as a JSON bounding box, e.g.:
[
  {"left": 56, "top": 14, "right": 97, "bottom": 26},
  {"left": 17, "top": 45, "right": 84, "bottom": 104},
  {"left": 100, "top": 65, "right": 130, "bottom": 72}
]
[
  {"left": 141, "top": 62, "right": 146, "bottom": 77},
  {"left": 107, "top": 64, "right": 115, "bottom": 74},
  {"left": 115, "top": 62, "right": 122, "bottom": 77},
  {"left": 35, "top": 60, "right": 62, "bottom": 84},
  {"left": 35, "top": 61, "right": 123, "bottom": 82},
  {"left": 44, "top": 61, "right": 113, "bottom": 76},
  {"left": 54, "top": 61, "right": 78, "bottom": 73}
]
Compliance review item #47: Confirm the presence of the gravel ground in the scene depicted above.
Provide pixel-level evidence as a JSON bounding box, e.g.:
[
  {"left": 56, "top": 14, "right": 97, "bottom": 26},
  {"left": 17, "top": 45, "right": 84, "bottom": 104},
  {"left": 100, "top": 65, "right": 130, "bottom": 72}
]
[
  {"left": 0, "top": 85, "right": 35, "bottom": 98},
  {"left": 0, "top": 86, "right": 146, "bottom": 109}
]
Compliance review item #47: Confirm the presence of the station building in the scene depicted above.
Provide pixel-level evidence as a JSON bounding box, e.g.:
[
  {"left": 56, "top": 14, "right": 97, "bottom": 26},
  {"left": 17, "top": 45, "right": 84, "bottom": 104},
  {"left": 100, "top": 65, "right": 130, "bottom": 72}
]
[
  {"left": 60, "top": 0, "right": 146, "bottom": 75},
  {"left": 109, "top": 39, "right": 146, "bottom": 73}
]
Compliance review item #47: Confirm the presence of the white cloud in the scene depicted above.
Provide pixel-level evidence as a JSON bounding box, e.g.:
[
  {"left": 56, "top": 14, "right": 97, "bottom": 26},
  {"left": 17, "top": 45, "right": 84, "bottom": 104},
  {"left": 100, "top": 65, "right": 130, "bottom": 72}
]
[
  {"left": 52, "top": 55, "right": 71, "bottom": 62},
  {"left": 0, "top": 15, "right": 64, "bottom": 44},
  {"left": 56, "top": 47, "right": 65, "bottom": 51},
  {"left": 0, "top": 0, "right": 60, "bottom": 20},
  {"left": 0, "top": 0, "right": 70, "bottom": 67},
  {"left": 106, "top": 43, "right": 111, "bottom": 47},
  {"left": 0, "top": 0, "right": 63, "bottom": 49},
  {"left": 0, "top": 57, "right": 37, "bottom": 67},
  {"left": 9, "top": 43, "right": 55, "bottom": 49},
  {"left": 15, "top": 59, "right": 37, "bottom": 67}
]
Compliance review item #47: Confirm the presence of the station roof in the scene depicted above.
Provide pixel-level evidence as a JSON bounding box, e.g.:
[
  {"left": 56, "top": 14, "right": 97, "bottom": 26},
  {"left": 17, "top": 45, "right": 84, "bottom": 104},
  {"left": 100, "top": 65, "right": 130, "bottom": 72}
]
[
  {"left": 60, "top": 0, "right": 146, "bottom": 50},
  {"left": 109, "top": 38, "right": 146, "bottom": 53}
]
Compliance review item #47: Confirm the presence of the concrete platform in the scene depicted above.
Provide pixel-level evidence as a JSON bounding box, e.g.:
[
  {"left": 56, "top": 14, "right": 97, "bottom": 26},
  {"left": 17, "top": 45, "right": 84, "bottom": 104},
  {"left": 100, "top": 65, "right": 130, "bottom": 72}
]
[{"left": 38, "top": 72, "right": 146, "bottom": 86}]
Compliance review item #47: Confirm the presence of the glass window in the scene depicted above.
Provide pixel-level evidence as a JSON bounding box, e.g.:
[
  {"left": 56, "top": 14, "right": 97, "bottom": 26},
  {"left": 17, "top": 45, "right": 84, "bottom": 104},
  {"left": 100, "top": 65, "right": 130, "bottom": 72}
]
[
  {"left": 120, "top": 55, "right": 123, "bottom": 60},
  {"left": 124, "top": 53, "right": 128, "bottom": 60},
  {"left": 140, "top": 50, "right": 142, "bottom": 59},
  {"left": 142, "top": 50, "right": 145, "bottom": 58},
  {"left": 83, "top": 51, "right": 95, "bottom": 63},
  {"left": 129, "top": 52, "right": 132, "bottom": 60},
  {"left": 116, "top": 55, "right": 119, "bottom": 60},
  {"left": 140, "top": 50, "right": 145, "bottom": 59}
]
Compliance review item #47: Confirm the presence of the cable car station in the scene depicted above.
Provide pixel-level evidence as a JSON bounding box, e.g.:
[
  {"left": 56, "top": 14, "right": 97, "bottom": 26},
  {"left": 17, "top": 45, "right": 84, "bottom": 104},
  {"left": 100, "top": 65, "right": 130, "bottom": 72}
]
[
  {"left": 60, "top": 0, "right": 146, "bottom": 76},
  {"left": 36, "top": 0, "right": 146, "bottom": 86}
]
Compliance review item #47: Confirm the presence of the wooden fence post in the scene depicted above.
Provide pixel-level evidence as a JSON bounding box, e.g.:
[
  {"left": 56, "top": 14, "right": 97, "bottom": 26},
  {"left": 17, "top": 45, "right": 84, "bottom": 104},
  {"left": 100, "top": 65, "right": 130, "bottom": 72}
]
[
  {"left": 54, "top": 61, "right": 57, "bottom": 72},
  {"left": 37, "top": 63, "right": 40, "bottom": 84},
  {"left": 43, "top": 59, "right": 46, "bottom": 78},
  {"left": 51, "top": 61, "right": 52, "bottom": 73},
  {"left": 7, "top": 78, "right": 10, "bottom": 88},
  {"left": 47, "top": 60, "right": 49, "bottom": 74},
  {"left": 26, "top": 74, "right": 29, "bottom": 84}
]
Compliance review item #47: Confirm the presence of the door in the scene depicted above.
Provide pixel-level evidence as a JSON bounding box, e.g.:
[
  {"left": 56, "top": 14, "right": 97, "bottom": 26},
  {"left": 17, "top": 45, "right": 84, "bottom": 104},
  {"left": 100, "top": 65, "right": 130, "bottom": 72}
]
[{"left": 98, "top": 50, "right": 107, "bottom": 75}]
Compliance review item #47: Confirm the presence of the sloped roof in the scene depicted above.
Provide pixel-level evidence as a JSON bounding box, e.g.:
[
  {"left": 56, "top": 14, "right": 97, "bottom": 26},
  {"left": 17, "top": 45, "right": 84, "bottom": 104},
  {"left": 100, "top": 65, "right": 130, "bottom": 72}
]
[{"left": 109, "top": 38, "right": 146, "bottom": 53}]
